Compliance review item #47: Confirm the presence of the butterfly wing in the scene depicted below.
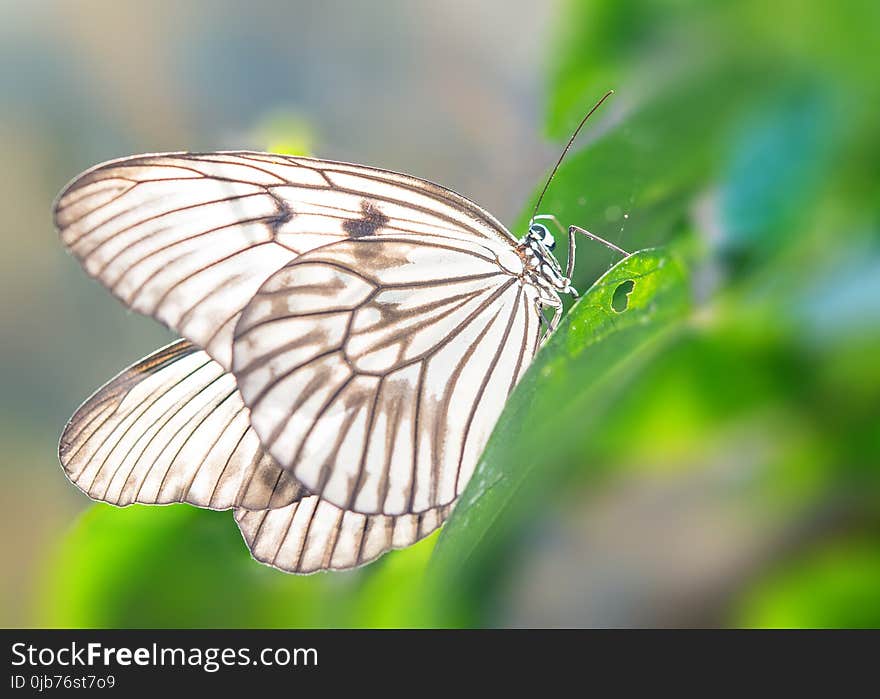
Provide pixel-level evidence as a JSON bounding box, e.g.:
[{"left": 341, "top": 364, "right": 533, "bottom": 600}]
[
  {"left": 59, "top": 339, "right": 304, "bottom": 510},
  {"left": 56, "top": 150, "right": 536, "bottom": 552},
  {"left": 59, "top": 338, "right": 450, "bottom": 572},
  {"left": 54, "top": 152, "right": 516, "bottom": 369},
  {"left": 233, "top": 236, "right": 542, "bottom": 515},
  {"left": 235, "top": 499, "right": 450, "bottom": 574}
]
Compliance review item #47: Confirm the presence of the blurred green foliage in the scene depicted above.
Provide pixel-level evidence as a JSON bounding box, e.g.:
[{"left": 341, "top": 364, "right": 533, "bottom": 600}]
[
  {"left": 37, "top": 503, "right": 441, "bottom": 628},
  {"left": 736, "top": 537, "right": 880, "bottom": 628},
  {"left": 36, "top": 0, "right": 879, "bottom": 627}
]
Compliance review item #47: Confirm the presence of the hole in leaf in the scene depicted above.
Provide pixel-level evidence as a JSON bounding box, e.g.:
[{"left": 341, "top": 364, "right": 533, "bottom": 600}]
[{"left": 611, "top": 280, "right": 635, "bottom": 313}]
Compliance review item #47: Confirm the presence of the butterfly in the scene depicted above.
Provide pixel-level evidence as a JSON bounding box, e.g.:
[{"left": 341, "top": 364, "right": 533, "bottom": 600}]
[{"left": 55, "top": 95, "right": 621, "bottom": 574}]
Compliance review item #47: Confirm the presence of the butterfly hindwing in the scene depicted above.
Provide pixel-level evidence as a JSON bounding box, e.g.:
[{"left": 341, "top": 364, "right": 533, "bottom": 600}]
[
  {"left": 235, "top": 499, "right": 450, "bottom": 574},
  {"left": 59, "top": 338, "right": 452, "bottom": 572},
  {"left": 59, "top": 339, "right": 305, "bottom": 510},
  {"left": 233, "top": 236, "right": 542, "bottom": 515}
]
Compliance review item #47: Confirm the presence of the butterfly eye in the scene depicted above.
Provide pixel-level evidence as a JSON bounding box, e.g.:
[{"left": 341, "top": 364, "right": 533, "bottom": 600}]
[{"left": 529, "top": 223, "right": 555, "bottom": 251}]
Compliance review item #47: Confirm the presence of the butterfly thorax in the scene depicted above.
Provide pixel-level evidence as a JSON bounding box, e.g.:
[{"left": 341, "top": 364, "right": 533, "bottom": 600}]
[{"left": 516, "top": 225, "right": 571, "bottom": 301}]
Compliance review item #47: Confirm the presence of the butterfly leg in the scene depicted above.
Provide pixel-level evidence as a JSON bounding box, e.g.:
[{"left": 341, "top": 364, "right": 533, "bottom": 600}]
[
  {"left": 537, "top": 296, "right": 563, "bottom": 345},
  {"left": 569, "top": 225, "right": 630, "bottom": 258},
  {"left": 566, "top": 224, "right": 577, "bottom": 280}
]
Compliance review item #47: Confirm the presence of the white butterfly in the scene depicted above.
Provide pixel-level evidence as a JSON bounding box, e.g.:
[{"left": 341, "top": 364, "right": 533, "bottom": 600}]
[{"left": 56, "top": 101, "right": 621, "bottom": 573}]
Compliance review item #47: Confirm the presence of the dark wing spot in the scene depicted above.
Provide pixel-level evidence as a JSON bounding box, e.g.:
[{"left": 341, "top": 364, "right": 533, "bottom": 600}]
[
  {"left": 265, "top": 189, "right": 295, "bottom": 230},
  {"left": 343, "top": 199, "right": 390, "bottom": 238}
]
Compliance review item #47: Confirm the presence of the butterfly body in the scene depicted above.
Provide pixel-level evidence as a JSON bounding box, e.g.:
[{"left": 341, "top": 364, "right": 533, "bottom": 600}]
[{"left": 55, "top": 151, "right": 579, "bottom": 573}]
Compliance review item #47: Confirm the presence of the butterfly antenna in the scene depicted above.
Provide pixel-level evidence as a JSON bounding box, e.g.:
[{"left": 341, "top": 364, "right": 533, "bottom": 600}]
[{"left": 529, "top": 90, "right": 614, "bottom": 225}]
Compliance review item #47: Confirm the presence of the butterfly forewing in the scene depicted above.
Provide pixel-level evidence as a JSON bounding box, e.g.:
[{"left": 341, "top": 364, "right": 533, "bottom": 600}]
[{"left": 54, "top": 152, "right": 514, "bottom": 369}]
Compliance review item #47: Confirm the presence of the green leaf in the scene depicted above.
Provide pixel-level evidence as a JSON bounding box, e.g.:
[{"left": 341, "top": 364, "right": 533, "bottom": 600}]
[{"left": 426, "top": 248, "right": 690, "bottom": 625}]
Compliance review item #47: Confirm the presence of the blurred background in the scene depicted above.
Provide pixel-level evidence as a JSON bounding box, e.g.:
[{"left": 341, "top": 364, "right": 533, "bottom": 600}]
[{"left": 1, "top": 0, "right": 877, "bottom": 628}]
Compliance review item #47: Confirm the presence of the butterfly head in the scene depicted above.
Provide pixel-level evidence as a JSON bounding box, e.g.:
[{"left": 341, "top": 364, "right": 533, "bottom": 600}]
[{"left": 528, "top": 222, "right": 556, "bottom": 252}]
